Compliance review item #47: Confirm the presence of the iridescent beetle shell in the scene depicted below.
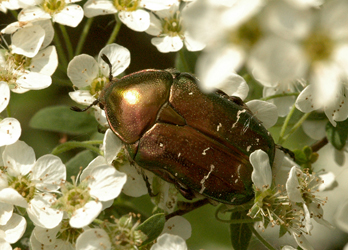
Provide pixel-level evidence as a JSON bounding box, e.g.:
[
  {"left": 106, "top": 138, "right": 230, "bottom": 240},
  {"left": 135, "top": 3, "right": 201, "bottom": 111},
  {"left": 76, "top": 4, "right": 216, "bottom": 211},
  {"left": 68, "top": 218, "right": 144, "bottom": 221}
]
[{"left": 99, "top": 69, "right": 275, "bottom": 205}]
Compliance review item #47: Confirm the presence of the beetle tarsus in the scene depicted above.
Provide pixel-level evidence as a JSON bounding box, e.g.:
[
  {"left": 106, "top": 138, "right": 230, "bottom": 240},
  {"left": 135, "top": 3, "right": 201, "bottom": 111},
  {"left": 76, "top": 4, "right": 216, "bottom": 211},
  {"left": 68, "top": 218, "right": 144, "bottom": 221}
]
[
  {"left": 142, "top": 172, "right": 158, "bottom": 197},
  {"left": 276, "top": 145, "right": 296, "bottom": 160},
  {"left": 101, "top": 53, "right": 113, "bottom": 82},
  {"left": 70, "top": 99, "right": 99, "bottom": 112}
]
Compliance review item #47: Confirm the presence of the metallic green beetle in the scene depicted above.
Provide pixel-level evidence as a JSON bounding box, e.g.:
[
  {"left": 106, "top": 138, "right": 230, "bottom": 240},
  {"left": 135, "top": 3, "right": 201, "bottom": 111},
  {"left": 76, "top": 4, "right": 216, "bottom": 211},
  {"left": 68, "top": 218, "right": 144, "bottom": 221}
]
[{"left": 97, "top": 67, "right": 275, "bottom": 205}]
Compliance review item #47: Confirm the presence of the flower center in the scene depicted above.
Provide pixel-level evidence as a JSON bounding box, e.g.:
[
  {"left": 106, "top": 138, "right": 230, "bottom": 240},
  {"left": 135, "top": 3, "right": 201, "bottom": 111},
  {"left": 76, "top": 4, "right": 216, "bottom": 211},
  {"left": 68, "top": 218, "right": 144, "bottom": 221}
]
[
  {"left": 162, "top": 13, "right": 182, "bottom": 37},
  {"left": 90, "top": 76, "right": 108, "bottom": 98},
  {"left": 42, "top": 0, "right": 66, "bottom": 14},
  {"left": 8, "top": 175, "right": 36, "bottom": 202},
  {"left": 229, "top": 18, "right": 262, "bottom": 49},
  {"left": 114, "top": 0, "right": 140, "bottom": 11},
  {"left": 303, "top": 32, "right": 333, "bottom": 62},
  {"left": 58, "top": 219, "right": 83, "bottom": 243}
]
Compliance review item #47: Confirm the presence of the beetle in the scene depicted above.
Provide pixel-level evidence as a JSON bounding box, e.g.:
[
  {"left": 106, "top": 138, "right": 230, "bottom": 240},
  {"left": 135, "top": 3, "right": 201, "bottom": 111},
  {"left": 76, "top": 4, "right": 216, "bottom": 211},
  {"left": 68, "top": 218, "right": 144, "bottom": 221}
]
[{"left": 73, "top": 55, "right": 275, "bottom": 205}]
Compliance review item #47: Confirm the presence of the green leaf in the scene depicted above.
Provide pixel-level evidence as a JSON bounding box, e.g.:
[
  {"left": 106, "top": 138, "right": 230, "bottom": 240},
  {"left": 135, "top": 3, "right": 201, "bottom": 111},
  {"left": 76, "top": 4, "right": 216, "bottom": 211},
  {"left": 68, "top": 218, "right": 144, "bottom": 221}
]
[
  {"left": 326, "top": 119, "right": 348, "bottom": 150},
  {"left": 175, "top": 48, "right": 200, "bottom": 73},
  {"left": 229, "top": 211, "right": 252, "bottom": 250},
  {"left": 137, "top": 213, "right": 166, "bottom": 246},
  {"left": 30, "top": 106, "right": 98, "bottom": 135},
  {"left": 65, "top": 150, "right": 97, "bottom": 178}
]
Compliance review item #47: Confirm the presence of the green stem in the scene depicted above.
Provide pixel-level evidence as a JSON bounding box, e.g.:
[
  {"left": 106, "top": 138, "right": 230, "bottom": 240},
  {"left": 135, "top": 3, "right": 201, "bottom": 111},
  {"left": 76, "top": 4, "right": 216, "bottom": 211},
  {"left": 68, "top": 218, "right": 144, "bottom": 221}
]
[
  {"left": 59, "top": 24, "right": 74, "bottom": 60},
  {"left": 281, "top": 112, "right": 311, "bottom": 143},
  {"left": 10, "top": 10, "right": 18, "bottom": 19},
  {"left": 6, "top": 105, "right": 11, "bottom": 117},
  {"left": 53, "top": 32, "right": 68, "bottom": 72},
  {"left": 75, "top": 17, "right": 95, "bottom": 55},
  {"left": 261, "top": 92, "right": 299, "bottom": 101},
  {"left": 179, "top": 49, "right": 190, "bottom": 72},
  {"left": 51, "top": 141, "right": 102, "bottom": 155},
  {"left": 278, "top": 104, "right": 296, "bottom": 144},
  {"left": 106, "top": 15, "right": 122, "bottom": 45},
  {"left": 247, "top": 223, "right": 277, "bottom": 250},
  {"left": 216, "top": 217, "right": 259, "bottom": 224}
]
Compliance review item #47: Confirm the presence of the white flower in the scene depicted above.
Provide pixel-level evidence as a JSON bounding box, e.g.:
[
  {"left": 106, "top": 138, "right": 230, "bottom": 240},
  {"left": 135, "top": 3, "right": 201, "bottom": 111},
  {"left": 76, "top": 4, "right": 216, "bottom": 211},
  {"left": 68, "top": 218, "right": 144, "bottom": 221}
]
[
  {"left": 0, "top": 24, "right": 58, "bottom": 94},
  {"left": 84, "top": 0, "right": 177, "bottom": 32},
  {"left": 103, "top": 129, "right": 148, "bottom": 197},
  {"left": 335, "top": 199, "right": 348, "bottom": 233},
  {"left": 18, "top": 0, "right": 84, "bottom": 27},
  {"left": 249, "top": 149, "right": 272, "bottom": 191},
  {"left": 183, "top": 0, "right": 265, "bottom": 88},
  {"left": 145, "top": 0, "right": 205, "bottom": 53},
  {"left": 0, "top": 213, "right": 26, "bottom": 249},
  {"left": 68, "top": 43, "right": 130, "bottom": 126},
  {"left": 57, "top": 156, "right": 127, "bottom": 228},
  {"left": 150, "top": 233, "right": 187, "bottom": 250},
  {"left": 0, "top": 140, "right": 65, "bottom": 229},
  {"left": 249, "top": 0, "right": 348, "bottom": 125},
  {"left": 0, "top": 0, "right": 23, "bottom": 13}
]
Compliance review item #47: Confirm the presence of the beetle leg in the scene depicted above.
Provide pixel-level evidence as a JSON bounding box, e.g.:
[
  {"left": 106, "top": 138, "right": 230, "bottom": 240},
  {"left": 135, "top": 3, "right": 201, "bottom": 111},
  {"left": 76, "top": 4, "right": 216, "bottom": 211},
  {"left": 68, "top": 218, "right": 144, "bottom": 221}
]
[
  {"left": 101, "top": 54, "right": 113, "bottom": 81},
  {"left": 141, "top": 170, "right": 158, "bottom": 197},
  {"left": 276, "top": 144, "right": 296, "bottom": 160}
]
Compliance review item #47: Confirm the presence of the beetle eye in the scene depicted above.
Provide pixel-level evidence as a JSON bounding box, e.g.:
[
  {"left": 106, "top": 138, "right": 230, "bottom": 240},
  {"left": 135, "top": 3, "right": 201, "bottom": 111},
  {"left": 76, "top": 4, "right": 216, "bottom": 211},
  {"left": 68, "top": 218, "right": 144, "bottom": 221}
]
[{"left": 99, "top": 103, "right": 104, "bottom": 110}]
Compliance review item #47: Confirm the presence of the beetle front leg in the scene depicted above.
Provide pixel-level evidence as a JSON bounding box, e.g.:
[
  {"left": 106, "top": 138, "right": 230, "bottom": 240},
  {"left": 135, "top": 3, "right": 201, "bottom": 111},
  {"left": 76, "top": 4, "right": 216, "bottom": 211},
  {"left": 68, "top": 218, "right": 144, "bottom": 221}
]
[{"left": 141, "top": 170, "right": 158, "bottom": 197}]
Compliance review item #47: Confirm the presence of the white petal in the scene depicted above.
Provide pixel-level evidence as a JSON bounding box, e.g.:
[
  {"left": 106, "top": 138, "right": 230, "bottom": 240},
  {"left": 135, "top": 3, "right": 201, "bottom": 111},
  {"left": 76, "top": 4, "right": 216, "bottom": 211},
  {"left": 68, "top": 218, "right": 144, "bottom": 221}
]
[
  {"left": 318, "top": 172, "right": 337, "bottom": 191},
  {"left": 286, "top": 166, "right": 304, "bottom": 203},
  {"left": 70, "top": 200, "right": 102, "bottom": 228},
  {"left": 321, "top": 0, "right": 348, "bottom": 40},
  {"left": 18, "top": 6, "right": 51, "bottom": 22},
  {"left": 94, "top": 107, "right": 108, "bottom": 126},
  {"left": 34, "top": 19, "right": 55, "bottom": 49},
  {"left": 249, "top": 149, "right": 272, "bottom": 190},
  {"left": 53, "top": 5, "right": 84, "bottom": 27},
  {"left": 308, "top": 203, "right": 333, "bottom": 228},
  {"left": 27, "top": 193, "right": 63, "bottom": 229},
  {"left": 302, "top": 203, "right": 313, "bottom": 233},
  {"left": 146, "top": 12, "right": 163, "bottom": 36},
  {"left": 301, "top": 120, "right": 327, "bottom": 140},
  {"left": 140, "top": 0, "right": 177, "bottom": 11},
  {"left": 76, "top": 228, "right": 111, "bottom": 250},
  {"left": 68, "top": 54, "right": 99, "bottom": 88},
  {"left": 295, "top": 85, "right": 321, "bottom": 113},
  {"left": 161, "top": 216, "right": 192, "bottom": 240},
  {"left": 324, "top": 87, "right": 348, "bottom": 126},
  {"left": 0, "top": 203, "right": 13, "bottom": 226},
  {"left": 104, "top": 129, "right": 123, "bottom": 165},
  {"left": 98, "top": 43, "right": 131, "bottom": 77},
  {"left": 151, "top": 36, "right": 183, "bottom": 53},
  {"left": 0, "top": 118, "right": 21, "bottom": 147},
  {"left": 17, "top": 71, "right": 52, "bottom": 90},
  {"left": 0, "top": 82, "right": 10, "bottom": 113},
  {"left": 0, "top": 188, "right": 28, "bottom": 208},
  {"left": 33, "top": 224, "right": 61, "bottom": 245},
  {"left": 11, "top": 25, "right": 44, "bottom": 57},
  {"left": 335, "top": 199, "right": 348, "bottom": 233},
  {"left": 80, "top": 156, "right": 106, "bottom": 181},
  {"left": 151, "top": 233, "right": 187, "bottom": 250},
  {"left": 217, "top": 73, "right": 249, "bottom": 100},
  {"left": 31, "top": 154, "right": 66, "bottom": 192},
  {"left": 1, "top": 213, "right": 26, "bottom": 244},
  {"left": 246, "top": 100, "right": 278, "bottom": 129},
  {"left": 118, "top": 9, "right": 150, "bottom": 32},
  {"left": 184, "top": 31, "right": 205, "bottom": 52},
  {"left": 0, "top": 239, "right": 11, "bottom": 250},
  {"left": 119, "top": 163, "right": 147, "bottom": 197},
  {"left": 83, "top": 0, "right": 117, "bottom": 18},
  {"left": 69, "top": 90, "right": 96, "bottom": 105},
  {"left": 3, "top": 140, "right": 35, "bottom": 176},
  {"left": 197, "top": 46, "right": 244, "bottom": 93},
  {"left": 292, "top": 232, "right": 314, "bottom": 250},
  {"left": 30, "top": 46, "right": 58, "bottom": 76},
  {"left": 248, "top": 36, "right": 307, "bottom": 87},
  {"left": 87, "top": 165, "right": 127, "bottom": 201},
  {"left": 263, "top": 85, "right": 297, "bottom": 117}
]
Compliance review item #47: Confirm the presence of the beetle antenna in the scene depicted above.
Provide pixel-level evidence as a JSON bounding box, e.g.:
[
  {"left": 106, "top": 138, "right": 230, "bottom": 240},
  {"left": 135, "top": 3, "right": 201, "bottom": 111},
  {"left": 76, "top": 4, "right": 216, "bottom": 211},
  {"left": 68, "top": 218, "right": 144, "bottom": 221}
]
[
  {"left": 71, "top": 99, "right": 99, "bottom": 112},
  {"left": 101, "top": 53, "right": 113, "bottom": 82}
]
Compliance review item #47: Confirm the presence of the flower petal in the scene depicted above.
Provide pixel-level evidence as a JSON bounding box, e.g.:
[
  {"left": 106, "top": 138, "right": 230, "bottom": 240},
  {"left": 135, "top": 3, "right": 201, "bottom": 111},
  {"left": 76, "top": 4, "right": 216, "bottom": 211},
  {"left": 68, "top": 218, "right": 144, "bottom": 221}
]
[
  {"left": 0, "top": 81, "right": 10, "bottom": 113},
  {"left": 76, "top": 228, "right": 111, "bottom": 250},
  {"left": 1, "top": 213, "right": 26, "bottom": 244},
  {"left": 11, "top": 25, "right": 44, "bottom": 57},
  {"left": 286, "top": 166, "right": 304, "bottom": 203},
  {"left": 69, "top": 90, "right": 96, "bottom": 105},
  {"left": 68, "top": 54, "right": 99, "bottom": 88},
  {"left": 0, "top": 118, "right": 21, "bottom": 147},
  {"left": 30, "top": 45, "right": 58, "bottom": 76},
  {"left": 31, "top": 154, "right": 66, "bottom": 192},
  {"left": 0, "top": 203, "right": 13, "bottom": 226},
  {"left": 119, "top": 163, "right": 147, "bottom": 197},
  {"left": 70, "top": 201, "right": 102, "bottom": 228},
  {"left": 161, "top": 216, "right": 192, "bottom": 240},
  {"left": 151, "top": 36, "right": 183, "bottom": 53},
  {"left": 246, "top": 100, "right": 278, "bottom": 129},
  {"left": 104, "top": 129, "right": 123, "bottom": 165},
  {"left": 249, "top": 149, "right": 272, "bottom": 190},
  {"left": 0, "top": 188, "right": 28, "bottom": 208},
  {"left": 16, "top": 71, "right": 52, "bottom": 90},
  {"left": 151, "top": 233, "right": 187, "bottom": 250},
  {"left": 118, "top": 9, "right": 150, "bottom": 32},
  {"left": 83, "top": 0, "right": 117, "bottom": 18},
  {"left": 53, "top": 4, "right": 84, "bottom": 27}
]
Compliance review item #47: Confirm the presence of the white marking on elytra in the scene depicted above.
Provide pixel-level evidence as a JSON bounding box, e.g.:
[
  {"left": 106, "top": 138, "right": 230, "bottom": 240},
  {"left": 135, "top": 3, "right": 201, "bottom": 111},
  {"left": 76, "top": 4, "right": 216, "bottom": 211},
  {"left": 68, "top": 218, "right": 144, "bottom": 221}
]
[
  {"left": 235, "top": 179, "right": 238, "bottom": 183},
  {"left": 217, "top": 123, "right": 222, "bottom": 131},
  {"left": 256, "top": 138, "right": 259, "bottom": 142},
  {"left": 175, "top": 173, "right": 178, "bottom": 176},
  {"left": 178, "top": 153, "right": 181, "bottom": 157},
  {"left": 199, "top": 164, "right": 215, "bottom": 194},
  {"left": 202, "top": 147, "right": 210, "bottom": 155},
  {"left": 246, "top": 145, "right": 252, "bottom": 152},
  {"left": 159, "top": 143, "right": 163, "bottom": 147},
  {"left": 188, "top": 92, "right": 193, "bottom": 95},
  {"left": 231, "top": 109, "right": 247, "bottom": 129}
]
